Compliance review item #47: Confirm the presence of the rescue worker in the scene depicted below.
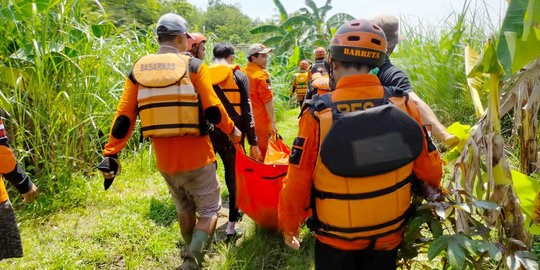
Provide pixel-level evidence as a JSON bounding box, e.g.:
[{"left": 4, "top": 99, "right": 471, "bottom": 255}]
[
  {"left": 290, "top": 60, "right": 310, "bottom": 105},
  {"left": 371, "top": 15, "right": 458, "bottom": 147},
  {"left": 278, "top": 19, "right": 443, "bottom": 269},
  {"left": 0, "top": 117, "right": 39, "bottom": 260},
  {"left": 242, "top": 43, "right": 277, "bottom": 157},
  {"left": 305, "top": 72, "right": 331, "bottom": 100},
  {"left": 309, "top": 46, "right": 329, "bottom": 76},
  {"left": 187, "top": 33, "right": 206, "bottom": 60},
  {"left": 97, "top": 13, "right": 241, "bottom": 270},
  {"left": 208, "top": 42, "right": 261, "bottom": 240}
]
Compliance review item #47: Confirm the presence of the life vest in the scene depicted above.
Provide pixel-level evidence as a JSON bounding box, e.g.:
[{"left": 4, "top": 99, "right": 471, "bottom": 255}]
[
  {"left": 305, "top": 89, "right": 424, "bottom": 243},
  {"left": 133, "top": 53, "right": 202, "bottom": 138},
  {"left": 312, "top": 74, "right": 331, "bottom": 96},
  {"left": 294, "top": 72, "right": 309, "bottom": 98},
  {"left": 209, "top": 64, "right": 242, "bottom": 117},
  {"left": 310, "top": 61, "right": 327, "bottom": 76}
]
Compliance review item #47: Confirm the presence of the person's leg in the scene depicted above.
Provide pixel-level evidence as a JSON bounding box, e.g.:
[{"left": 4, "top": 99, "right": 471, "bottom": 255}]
[
  {"left": 160, "top": 170, "right": 196, "bottom": 246},
  {"left": 358, "top": 247, "right": 398, "bottom": 270},
  {"left": 314, "top": 239, "right": 362, "bottom": 270},
  {"left": 255, "top": 127, "right": 270, "bottom": 158},
  {"left": 184, "top": 163, "right": 222, "bottom": 268},
  {"left": 211, "top": 132, "right": 240, "bottom": 236},
  {"left": 178, "top": 211, "right": 196, "bottom": 246},
  {"left": 0, "top": 199, "right": 23, "bottom": 260}
]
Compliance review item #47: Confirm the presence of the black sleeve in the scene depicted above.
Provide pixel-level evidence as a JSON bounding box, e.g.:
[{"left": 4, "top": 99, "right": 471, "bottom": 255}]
[
  {"left": 378, "top": 64, "right": 414, "bottom": 93},
  {"left": 234, "top": 70, "right": 258, "bottom": 146},
  {"left": 189, "top": 57, "right": 203, "bottom": 73},
  {"left": 0, "top": 122, "right": 33, "bottom": 195}
]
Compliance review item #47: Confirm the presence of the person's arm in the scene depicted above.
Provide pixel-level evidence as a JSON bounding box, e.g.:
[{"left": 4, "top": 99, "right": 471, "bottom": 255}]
[
  {"left": 190, "top": 60, "right": 239, "bottom": 140},
  {"left": 235, "top": 70, "right": 262, "bottom": 160},
  {"left": 257, "top": 75, "right": 277, "bottom": 133},
  {"left": 234, "top": 70, "right": 257, "bottom": 146},
  {"left": 103, "top": 75, "right": 139, "bottom": 157},
  {"left": 264, "top": 101, "right": 277, "bottom": 134},
  {"left": 99, "top": 74, "right": 139, "bottom": 188},
  {"left": 405, "top": 99, "right": 443, "bottom": 187},
  {"left": 278, "top": 110, "right": 319, "bottom": 248},
  {"left": 291, "top": 77, "right": 296, "bottom": 97},
  {"left": 381, "top": 65, "right": 457, "bottom": 147},
  {"left": 0, "top": 120, "right": 37, "bottom": 202},
  {"left": 409, "top": 92, "right": 458, "bottom": 147}
]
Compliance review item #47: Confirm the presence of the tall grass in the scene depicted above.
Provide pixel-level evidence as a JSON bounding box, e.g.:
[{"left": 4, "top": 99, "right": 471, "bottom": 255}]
[
  {"left": 0, "top": 0, "right": 160, "bottom": 212},
  {"left": 392, "top": 2, "right": 498, "bottom": 126}
]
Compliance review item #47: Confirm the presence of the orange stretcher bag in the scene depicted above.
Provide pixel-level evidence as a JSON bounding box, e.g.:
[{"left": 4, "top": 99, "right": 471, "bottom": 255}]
[{"left": 235, "top": 135, "right": 290, "bottom": 230}]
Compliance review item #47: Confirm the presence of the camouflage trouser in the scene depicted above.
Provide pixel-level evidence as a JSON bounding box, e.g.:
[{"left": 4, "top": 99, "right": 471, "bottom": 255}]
[{"left": 0, "top": 199, "right": 23, "bottom": 260}]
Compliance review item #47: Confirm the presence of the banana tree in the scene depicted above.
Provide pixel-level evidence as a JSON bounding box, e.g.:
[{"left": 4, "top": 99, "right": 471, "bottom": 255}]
[
  {"left": 445, "top": 0, "right": 540, "bottom": 268},
  {"left": 250, "top": 0, "right": 353, "bottom": 66}
]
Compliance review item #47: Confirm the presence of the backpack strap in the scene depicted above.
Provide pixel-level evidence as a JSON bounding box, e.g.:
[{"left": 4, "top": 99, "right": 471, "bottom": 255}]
[
  {"left": 299, "top": 93, "right": 333, "bottom": 121},
  {"left": 383, "top": 86, "right": 409, "bottom": 104}
]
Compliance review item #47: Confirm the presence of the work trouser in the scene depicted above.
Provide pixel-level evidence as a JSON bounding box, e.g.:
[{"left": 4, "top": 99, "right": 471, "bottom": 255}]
[
  {"left": 255, "top": 125, "right": 271, "bottom": 158},
  {"left": 210, "top": 128, "right": 241, "bottom": 222},
  {"left": 0, "top": 199, "right": 23, "bottom": 260},
  {"left": 314, "top": 239, "right": 398, "bottom": 270}
]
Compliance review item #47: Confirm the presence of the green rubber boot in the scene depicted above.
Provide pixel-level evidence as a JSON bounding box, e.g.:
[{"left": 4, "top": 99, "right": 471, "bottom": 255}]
[{"left": 188, "top": 230, "right": 209, "bottom": 267}]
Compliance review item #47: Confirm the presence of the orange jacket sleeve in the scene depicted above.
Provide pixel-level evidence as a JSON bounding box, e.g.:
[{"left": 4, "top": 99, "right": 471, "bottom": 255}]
[
  {"left": 103, "top": 77, "right": 139, "bottom": 156},
  {"left": 278, "top": 110, "right": 319, "bottom": 236},
  {"left": 256, "top": 74, "right": 274, "bottom": 104},
  {"left": 191, "top": 63, "right": 235, "bottom": 135},
  {"left": 406, "top": 100, "right": 443, "bottom": 187}
]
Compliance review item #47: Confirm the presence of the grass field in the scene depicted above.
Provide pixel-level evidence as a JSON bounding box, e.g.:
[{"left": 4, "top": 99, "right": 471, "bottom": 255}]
[{"left": 0, "top": 107, "right": 317, "bottom": 270}]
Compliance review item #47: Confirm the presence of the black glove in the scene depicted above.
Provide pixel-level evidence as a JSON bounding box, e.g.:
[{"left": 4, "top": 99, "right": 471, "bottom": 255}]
[{"left": 97, "top": 157, "right": 120, "bottom": 190}]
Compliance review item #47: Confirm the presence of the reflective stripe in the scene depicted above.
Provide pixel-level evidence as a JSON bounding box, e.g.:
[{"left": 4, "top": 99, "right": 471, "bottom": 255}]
[
  {"left": 138, "top": 102, "right": 199, "bottom": 111},
  {"left": 314, "top": 174, "right": 413, "bottom": 200},
  {"left": 141, "top": 124, "right": 200, "bottom": 131},
  {"left": 318, "top": 206, "right": 412, "bottom": 233},
  {"left": 137, "top": 84, "right": 196, "bottom": 100}
]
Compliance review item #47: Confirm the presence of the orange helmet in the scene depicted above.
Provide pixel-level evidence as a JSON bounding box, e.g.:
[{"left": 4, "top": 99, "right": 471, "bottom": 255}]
[
  {"left": 315, "top": 47, "right": 326, "bottom": 59},
  {"left": 329, "top": 19, "right": 387, "bottom": 67},
  {"left": 187, "top": 33, "right": 206, "bottom": 50},
  {"left": 299, "top": 60, "right": 308, "bottom": 69}
]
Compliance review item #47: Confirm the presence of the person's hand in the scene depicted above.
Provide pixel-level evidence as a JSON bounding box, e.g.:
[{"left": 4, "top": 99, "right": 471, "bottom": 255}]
[
  {"left": 22, "top": 183, "right": 38, "bottom": 203},
  {"left": 443, "top": 133, "right": 459, "bottom": 148},
  {"left": 420, "top": 182, "right": 445, "bottom": 202},
  {"left": 271, "top": 122, "right": 278, "bottom": 135},
  {"left": 283, "top": 232, "right": 300, "bottom": 250},
  {"left": 97, "top": 157, "right": 121, "bottom": 190},
  {"left": 228, "top": 126, "right": 242, "bottom": 143},
  {"left": 249, "top": 145, "right": 262, "bottom": 161}
]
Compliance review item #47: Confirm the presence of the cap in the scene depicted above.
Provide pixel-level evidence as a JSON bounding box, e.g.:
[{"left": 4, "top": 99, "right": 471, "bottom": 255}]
[
  {"left": 371, "top": 15, "right": 405, "bottom": 49},
  {"left": 156, "top": 13, "right": 194, "bottom": 39},
  {"left": 247, "top": 43, "right": 273, "bottom": 57}
]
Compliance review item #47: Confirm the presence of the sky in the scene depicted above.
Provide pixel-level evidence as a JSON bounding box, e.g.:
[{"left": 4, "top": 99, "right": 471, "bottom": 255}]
[{"left": 190, "top": 0, "right": 508, "bottom": 30}]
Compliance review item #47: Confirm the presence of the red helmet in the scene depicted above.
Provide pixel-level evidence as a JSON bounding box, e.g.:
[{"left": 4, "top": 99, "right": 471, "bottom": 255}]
[
  {"left": 299, "top": 60, "right": 309, "bottom": 69},
  {"left": 315, "top": 47, "right": 326, "bottom": 59},
  {"left": 187, "top": 33, "right": 206, "bottom": 50},
  {"left": 329, "top": 19, "right": 387, "bottom": 67}
]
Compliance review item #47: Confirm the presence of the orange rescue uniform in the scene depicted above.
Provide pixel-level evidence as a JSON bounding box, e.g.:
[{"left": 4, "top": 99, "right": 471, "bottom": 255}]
[
  {"left": 242, "top": 62, "right": 274, "bottom": 156},
  {"left": 103, "top": 57, "right": 235, "bottom": 174},
  {"left": 278, "top": 74, "right": 442, "bottom": 251}
]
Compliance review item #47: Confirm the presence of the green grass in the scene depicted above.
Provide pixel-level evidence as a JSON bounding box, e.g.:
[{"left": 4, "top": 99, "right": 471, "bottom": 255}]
[{"left": 0, "top": 109, "right": 303, "bottom": 270}]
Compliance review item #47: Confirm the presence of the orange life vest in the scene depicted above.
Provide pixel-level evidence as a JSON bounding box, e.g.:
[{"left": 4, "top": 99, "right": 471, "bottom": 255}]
[
  {"left": 306, "top": 90, "right": 424, "bottom": 243},
  {"left": 133, "top": 53, "right": 201, "bottom": 138},
  {"left": 312, "top": 74, "right": 331, "bottom": 96},
  {"left": 294, "top": 71, "right": 309, "bottom": 98},
  {"left": 209, "top": 64, "right": 242, "bottom": 116}
]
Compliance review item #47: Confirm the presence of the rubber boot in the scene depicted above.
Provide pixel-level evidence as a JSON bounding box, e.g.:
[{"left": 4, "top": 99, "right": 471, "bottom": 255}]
[{"left": 188, "top": 230, "right": 209, "bottom": 267}]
